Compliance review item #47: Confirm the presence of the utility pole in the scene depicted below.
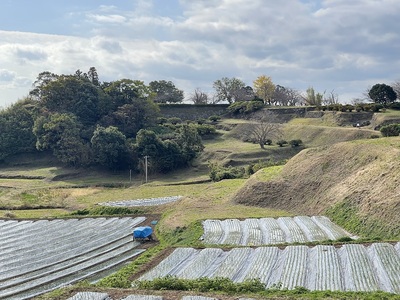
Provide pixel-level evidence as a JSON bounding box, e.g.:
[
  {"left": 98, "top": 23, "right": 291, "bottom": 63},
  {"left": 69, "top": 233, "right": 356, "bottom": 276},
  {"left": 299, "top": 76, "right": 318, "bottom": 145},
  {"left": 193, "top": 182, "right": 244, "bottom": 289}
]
[{"left": 144, "top": 155, "right": 148, "bottom": 183}]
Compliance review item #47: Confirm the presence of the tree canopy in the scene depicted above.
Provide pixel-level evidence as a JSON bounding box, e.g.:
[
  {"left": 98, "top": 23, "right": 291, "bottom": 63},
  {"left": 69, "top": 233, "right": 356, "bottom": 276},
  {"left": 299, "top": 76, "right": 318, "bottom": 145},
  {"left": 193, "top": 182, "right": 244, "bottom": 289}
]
[
  {"left": 253, "top": 75, "right": 275, "bottom": 105},
  {"left": 149, "top": 80, "right": 184, "bottom": 103},
  {"left": 213, "top": 77, "right": 246, "bottom": 104},
  {"left": 0, "top": 67, "right": 203, "bottom": 172},
  {"left": 368, "top": 83, "right": 397, "bottom": 106}
]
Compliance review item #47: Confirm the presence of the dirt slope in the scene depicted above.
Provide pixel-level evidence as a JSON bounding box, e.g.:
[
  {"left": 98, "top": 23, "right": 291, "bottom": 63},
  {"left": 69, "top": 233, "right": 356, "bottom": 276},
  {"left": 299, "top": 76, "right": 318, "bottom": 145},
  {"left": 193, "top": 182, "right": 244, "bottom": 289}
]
[{"left": 232, "top": 137, "right": 400, "bottom": 239}]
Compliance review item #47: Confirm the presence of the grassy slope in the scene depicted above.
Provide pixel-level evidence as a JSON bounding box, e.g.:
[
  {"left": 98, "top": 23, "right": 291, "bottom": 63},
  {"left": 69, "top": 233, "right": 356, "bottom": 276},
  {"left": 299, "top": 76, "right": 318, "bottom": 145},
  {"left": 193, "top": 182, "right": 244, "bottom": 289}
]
[{"left": 233, "top": 137, "right": 400, "bottom": 239}]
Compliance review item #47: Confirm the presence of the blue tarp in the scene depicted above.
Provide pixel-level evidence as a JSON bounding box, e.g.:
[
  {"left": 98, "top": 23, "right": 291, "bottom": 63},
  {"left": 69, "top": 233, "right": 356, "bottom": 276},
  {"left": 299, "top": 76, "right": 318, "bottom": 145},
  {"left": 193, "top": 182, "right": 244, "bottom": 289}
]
[{"left": 133, "top": 226, "right": 152, "bottom": 238}]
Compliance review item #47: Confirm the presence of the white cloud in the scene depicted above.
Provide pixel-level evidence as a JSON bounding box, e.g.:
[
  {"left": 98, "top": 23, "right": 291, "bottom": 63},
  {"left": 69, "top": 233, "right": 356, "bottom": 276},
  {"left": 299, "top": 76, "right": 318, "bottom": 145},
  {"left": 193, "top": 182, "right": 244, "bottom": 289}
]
[{"left": 0, "top": 0, "right": 400, "bottom": 107}]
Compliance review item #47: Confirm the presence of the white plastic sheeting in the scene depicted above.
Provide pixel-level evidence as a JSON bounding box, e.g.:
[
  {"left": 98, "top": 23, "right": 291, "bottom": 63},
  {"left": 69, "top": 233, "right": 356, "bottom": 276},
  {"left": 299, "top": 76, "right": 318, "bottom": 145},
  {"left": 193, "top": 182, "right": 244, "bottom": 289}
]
[
  {"left": 201, "top": 216, "right": 352, "bottom": 245},
  {"left": 0, "top": 217, "right": 146, "bottom": 299},
  {"left": 99, "top": 196, "right": 182, "bottom": 207},
  {"left": 138, "top": 243, "right": 400, "bottom": 294}
]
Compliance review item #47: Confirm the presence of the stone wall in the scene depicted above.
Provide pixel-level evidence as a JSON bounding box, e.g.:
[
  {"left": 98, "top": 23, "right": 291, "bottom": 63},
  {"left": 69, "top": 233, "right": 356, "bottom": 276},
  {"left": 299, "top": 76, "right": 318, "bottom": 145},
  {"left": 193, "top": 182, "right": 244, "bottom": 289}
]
[{"left": 159, "top": 104, "right": 229, "bottom": 121}]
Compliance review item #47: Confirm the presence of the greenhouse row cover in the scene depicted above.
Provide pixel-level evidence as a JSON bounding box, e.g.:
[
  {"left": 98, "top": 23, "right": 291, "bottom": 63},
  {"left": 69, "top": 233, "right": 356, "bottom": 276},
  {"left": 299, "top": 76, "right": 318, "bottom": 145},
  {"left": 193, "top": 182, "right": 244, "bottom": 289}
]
[
  {"left": 139, "top": 243, "right": 400, "bottom": 294},
  {"left": 201, "top": 216, "right": 353, "bottom": 245}
]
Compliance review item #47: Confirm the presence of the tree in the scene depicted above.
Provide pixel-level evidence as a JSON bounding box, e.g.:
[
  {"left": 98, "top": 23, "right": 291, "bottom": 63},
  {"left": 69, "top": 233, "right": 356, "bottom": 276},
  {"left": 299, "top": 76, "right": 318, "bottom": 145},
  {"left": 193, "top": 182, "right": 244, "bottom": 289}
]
[
  {"left": 242, "top": 111, "right": 282, "bottom": 149},
  {"left": 149, "top": 80, "right": 184, "bottom": 103},
  {"left": 0, "top": 98, "right": 37, "bottom": 161},
  {"left": 176, "top": 124, "right": 204, "bottom": 163},
  {"left": 102, "top": 79, "right": 151, "bottom": 109},
  {"left": 253, "top": 75, "right": 275, "bottom": 105},
  {"left": 273, "top": 85, "right": 302, "bottom": 106},
  {"left": 33, "top": 113, "right": 90, "bottom": 166},
  {"left": 368, "top": 83, "right": 397, "bottom": 106},
  {"left": 213, "top": 77, "right": 246, "bottom": 104},
  {"left": 32, "top": 74, "right": 103, "bottom": 125},
  {"left": 91, "top": 126, "right": 131, "bottom": 170},
  {"left": 190, "top": 88, "right": 208, "bottom": 104},
  {"left": 303, "top": 87, "right": 323, "bottom": 106},
  {"left": 323, "top": 90, "right": 340, "bottom": 105},
  {"left": 101, "top": 98, "right": 160, "bottom": 138}
]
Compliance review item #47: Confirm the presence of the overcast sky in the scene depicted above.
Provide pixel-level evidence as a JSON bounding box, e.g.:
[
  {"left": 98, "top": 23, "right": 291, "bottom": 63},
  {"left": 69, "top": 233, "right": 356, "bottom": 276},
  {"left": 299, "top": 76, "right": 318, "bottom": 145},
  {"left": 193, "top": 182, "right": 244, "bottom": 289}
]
[{"left": 0, "top": 0, "right": 399, "bottom": 108}]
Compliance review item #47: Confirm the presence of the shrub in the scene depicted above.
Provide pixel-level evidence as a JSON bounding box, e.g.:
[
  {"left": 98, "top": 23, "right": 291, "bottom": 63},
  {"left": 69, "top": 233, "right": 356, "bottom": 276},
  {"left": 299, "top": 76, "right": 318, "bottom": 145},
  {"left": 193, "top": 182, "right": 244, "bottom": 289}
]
[
  {"left": 380, "top": 124, "right": 400, "bottom": 137},
  {"left": 157, "top": 117, "right": 168, "bottom": 125},
  {"left": 208, "top": 162, "right": 245, "bottom": 182},
  {"left": 134, "top": 276, "right": 265, "bottom": 294},
  {"left": 289, "top": 139, "right": 303, "bottom": 147},
  {"left": 196, "top": 118, "right": 206, "bottom": 125},
  {"left": 227, "top": 101, "right": 264, "bottom": 115},
  {"left": 208, "top": 115, "right": 221, "bottom": 122},
  {"left": 389, "top": 102, "right": 400, "bottom": 110},
  {"left": 70, "top": 206, "right": 144, "bottom": 216},
  {"left": 168, "top": 117, "right": 182, "bottom": 125},
  {"left": 250, "top": 159, "right": 286, "bottom": 173},
  {"left": 192, "top": 124, "right": 217, "bottom": 136},
  {"left": 276, "top": 140, "right": 288, "bottom": 147}
]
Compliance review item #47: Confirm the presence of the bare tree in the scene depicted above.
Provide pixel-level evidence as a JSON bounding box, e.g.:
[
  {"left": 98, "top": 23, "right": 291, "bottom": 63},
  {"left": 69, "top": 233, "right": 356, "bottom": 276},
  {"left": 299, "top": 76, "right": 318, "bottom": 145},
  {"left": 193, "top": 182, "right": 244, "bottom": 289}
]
[
  {"left": 190, "top": 88, "right": 208, "bottom": 104},
  {"left": 273, "top": 85, "right": 302, "bottom": 106},
  {"left": 241, "top": 111, "right": 282, "bottom": 149},
  {"left": 323, "top": 90, "right": 339, "bottom": 105}
]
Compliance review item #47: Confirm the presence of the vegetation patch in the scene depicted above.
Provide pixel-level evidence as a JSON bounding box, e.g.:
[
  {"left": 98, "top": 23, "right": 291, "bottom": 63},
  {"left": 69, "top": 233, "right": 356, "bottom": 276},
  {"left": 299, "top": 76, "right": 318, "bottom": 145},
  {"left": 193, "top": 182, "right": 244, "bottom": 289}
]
[
  {"left": 326, "top": 200, "right": 400, "bottom": 240},
  {"left": 69, "top": 206, "right": 145, "bottom": 216}
]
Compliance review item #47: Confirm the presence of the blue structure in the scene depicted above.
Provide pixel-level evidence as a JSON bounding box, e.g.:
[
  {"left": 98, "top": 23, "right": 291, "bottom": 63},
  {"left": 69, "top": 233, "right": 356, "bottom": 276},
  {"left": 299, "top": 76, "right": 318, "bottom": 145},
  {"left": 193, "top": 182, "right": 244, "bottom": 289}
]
[{"left": 133, "top": 226, "right": 153, "bottom": 241}]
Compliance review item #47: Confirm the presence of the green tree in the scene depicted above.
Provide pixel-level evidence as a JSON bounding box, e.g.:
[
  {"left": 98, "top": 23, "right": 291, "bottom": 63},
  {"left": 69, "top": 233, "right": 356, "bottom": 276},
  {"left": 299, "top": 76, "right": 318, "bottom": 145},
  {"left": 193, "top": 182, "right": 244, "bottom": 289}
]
[
  {"left": 32, "top": 74, "right": 104, "bottom": 125},
  {"left": 149, "top": 80, "right": 184, "bottom": 103},
  {"left": 213, "top": 77, "right": 246, "bottom": 104},
  {"left": 101, "top": 98, "right": 160, "bottom": 138},
  {"left": 303, "top": 87, "right": 323, "bottom": 106},
  {"left": 0, "top": 98, "right": 37, "bottom": 161},
  {"left": 253, "top": 75, "right": 275, "bottom": 105},
  {"left": 102, "top": 79, "right": 151, "bottom": 111},
  {"left": 33, "top": 113, "right": 90, "bottom": 166},
  {"left": 368, "top": 83, "right": 397, "bottom": 106},
  {"left": 91, "top": 126, "right": 131, "bottom": 170},
  {"left": 176, "top": 124, "right": 204, "bottom": 163}
]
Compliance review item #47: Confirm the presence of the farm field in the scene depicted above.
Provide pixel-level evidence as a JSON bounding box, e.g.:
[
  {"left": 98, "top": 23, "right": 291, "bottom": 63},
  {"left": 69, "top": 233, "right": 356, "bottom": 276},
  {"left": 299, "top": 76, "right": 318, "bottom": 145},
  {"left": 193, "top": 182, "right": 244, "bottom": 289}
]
[
  {"left": 0, "top": 217, "right": 147, "bottom": 300},
  {"left": 201, "top": 216, "right": 353, "bottom": 245},
  {"left": 138, "top": 243, "right": 400, "bottom": 294},
  {"left": 99, "top": 196, "right": 183, "bottom": 207}
]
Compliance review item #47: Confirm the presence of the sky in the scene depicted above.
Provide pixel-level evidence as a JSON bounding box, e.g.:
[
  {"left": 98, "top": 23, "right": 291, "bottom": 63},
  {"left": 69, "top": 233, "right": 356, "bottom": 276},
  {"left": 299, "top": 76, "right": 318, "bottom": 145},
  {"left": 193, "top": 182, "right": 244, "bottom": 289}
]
[{"left": 0, "top": 0, "right": 399, "bottom": 108}]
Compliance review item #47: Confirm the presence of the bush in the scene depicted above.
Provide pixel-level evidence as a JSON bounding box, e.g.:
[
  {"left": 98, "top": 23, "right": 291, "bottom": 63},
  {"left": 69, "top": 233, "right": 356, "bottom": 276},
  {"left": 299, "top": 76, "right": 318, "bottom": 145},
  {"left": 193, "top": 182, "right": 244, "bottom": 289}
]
[
  {"left": 196, "top": 118, "right": 206, "bottom": 125},
  {"left": 276, "top": 140, "right": 288, "bottom": 147},
  {"left": 70, "top": 206, "right": 144, "bottom": 216},
  {"left": 380, "top": 124, "right": 400, "bottom": 137},
  {"left": 157, "top": 117, "right": 168, "bottom": 125},
  {"left": 134, "top": 276, "right": 265, "bottom": 294},
  {"left": 227, "top": 101, "right": 264, "bottom": 115},
  {"left": 289, "top": 139, "right": 303, "bottom": 147},
  {"left": 168, "top": 117, "right": 182, "bottom": 125},
  {"left": 208, "top": 115, "right": 221, "bottom": 122},
  {"left": 249, "top": 159, "right": 287, "bottom": 173},
  {"left": 388, "top": 102, "right": 400, "bottom": 110},
  {"left": 192, "top": 124, "right": 217, "bottom": 136},
  {"left": 209, "top": 162, "right": 245, "bottom": 182}
]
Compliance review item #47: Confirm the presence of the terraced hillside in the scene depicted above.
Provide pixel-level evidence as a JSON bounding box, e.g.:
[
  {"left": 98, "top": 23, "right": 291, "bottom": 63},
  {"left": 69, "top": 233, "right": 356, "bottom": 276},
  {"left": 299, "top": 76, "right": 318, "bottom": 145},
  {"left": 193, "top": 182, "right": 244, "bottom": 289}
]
[
  {"left": 233, "top": 137, "right": 400, "bottom": 239},
  {"left": 0, "top": 217, "right": 146, "bottom": 300}
]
